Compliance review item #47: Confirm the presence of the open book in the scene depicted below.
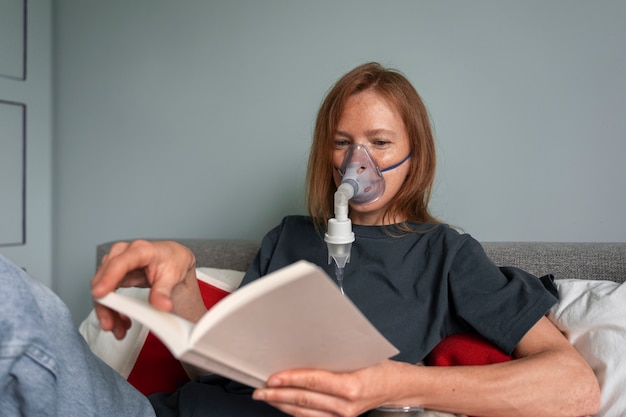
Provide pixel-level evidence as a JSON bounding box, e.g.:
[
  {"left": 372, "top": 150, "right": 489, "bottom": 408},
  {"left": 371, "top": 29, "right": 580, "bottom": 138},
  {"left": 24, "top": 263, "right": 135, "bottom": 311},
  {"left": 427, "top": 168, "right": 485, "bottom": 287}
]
[{"left": 97, "top": 260, "right": 399, "bottom": 388}]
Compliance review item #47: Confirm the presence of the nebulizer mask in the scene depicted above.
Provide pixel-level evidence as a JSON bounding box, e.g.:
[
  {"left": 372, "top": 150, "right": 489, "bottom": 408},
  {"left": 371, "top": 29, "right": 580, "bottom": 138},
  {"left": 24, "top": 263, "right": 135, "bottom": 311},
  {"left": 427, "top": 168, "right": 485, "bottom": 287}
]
[
  {"left": 324, "top": 144, "right": 410, "bottom": 293},
  {"left": 337, "top": 144, "right": 387, "bottom": 205}
]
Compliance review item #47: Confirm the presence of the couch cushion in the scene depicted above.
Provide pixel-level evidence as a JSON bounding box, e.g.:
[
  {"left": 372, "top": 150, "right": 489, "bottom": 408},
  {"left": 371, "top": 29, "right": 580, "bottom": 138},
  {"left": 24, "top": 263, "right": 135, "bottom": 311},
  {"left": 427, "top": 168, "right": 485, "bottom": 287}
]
[{"left": 548, "top": 279, "right": 626, "bottom": 417}]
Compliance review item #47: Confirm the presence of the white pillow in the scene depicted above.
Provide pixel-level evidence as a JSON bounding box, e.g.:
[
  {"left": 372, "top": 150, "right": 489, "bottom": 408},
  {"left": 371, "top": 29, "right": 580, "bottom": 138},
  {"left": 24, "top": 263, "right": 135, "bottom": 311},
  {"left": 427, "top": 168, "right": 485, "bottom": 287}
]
[
  {"left": 196, "top": 266, "right": 245, "bottom": 292},
  {"left": 79, "top": 286, "right": 150, "bottom": 378},
  {"left": 548, "top": 279, "right": 626, "bottom": 417},
  {"left": 79, "top": 267, "right": 245, "bottom": 377}
]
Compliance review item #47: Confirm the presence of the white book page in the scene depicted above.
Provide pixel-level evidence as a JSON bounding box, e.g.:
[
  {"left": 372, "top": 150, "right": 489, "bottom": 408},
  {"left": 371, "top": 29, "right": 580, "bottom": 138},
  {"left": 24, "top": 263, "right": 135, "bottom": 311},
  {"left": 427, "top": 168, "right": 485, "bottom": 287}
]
[
  {"left": 179, "top": 349, "right": 267, "bottom": 388},
  {"left": 189, "top": 261, "right": 318, "bottom": 342},
  {"left": 187, "top": 261, "right": 398, "bottom": 384},
  {"left": 97, "top": 291, "right": 194, "bottom": 356}
]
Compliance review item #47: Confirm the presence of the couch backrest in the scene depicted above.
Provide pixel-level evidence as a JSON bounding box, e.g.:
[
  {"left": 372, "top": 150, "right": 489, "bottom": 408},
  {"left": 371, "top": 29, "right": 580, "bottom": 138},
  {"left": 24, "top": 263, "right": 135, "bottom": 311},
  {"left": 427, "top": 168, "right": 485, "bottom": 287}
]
[
  {"left": 482, "top": 242, "right": 626, "bottom": 283},
  {"left": 97, "top": 240, "right": 626, "bottom": 284},
  {"left": 96, "top": 239, "right": 260, "bottom": 272}
]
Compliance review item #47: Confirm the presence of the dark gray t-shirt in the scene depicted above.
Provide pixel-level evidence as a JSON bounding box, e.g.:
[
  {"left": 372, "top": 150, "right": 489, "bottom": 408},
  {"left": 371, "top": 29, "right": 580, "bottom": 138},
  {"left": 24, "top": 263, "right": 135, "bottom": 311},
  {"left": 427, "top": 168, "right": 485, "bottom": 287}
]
[
  {"left": 241, "top": 215, "right": 557, "bottom": 361},
  {"left": 149, "top": 215, "right": 557, "bottom": 416}
]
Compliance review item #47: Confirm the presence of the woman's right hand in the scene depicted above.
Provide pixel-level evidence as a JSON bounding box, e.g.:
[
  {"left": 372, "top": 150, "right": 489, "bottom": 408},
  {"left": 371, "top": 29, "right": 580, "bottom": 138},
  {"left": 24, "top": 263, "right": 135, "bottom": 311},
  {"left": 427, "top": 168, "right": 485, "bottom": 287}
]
[{"left": 90, "top": 239, "right": 206, "bottom": 339}]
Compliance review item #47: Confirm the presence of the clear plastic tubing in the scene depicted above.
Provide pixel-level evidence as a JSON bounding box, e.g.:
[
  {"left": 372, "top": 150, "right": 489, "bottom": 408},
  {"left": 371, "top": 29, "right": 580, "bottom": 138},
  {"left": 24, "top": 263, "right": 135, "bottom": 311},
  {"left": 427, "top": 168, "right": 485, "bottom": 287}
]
[{"left": 334, "top": 261, "right": 345, "bottom": 295}]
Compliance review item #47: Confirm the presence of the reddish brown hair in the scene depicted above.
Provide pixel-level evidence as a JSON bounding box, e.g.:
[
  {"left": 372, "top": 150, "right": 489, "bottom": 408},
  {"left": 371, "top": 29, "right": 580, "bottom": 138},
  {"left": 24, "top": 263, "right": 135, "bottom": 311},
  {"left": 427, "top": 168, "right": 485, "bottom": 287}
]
[{"left": 306, "top": 62, "right": 440, "bottom": 232}]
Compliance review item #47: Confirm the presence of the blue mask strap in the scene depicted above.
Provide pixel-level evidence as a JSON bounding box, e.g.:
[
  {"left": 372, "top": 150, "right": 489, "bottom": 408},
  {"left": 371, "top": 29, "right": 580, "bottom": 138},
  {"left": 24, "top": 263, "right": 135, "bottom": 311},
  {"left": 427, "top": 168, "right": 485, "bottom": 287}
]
[{"left": 380, "top": 153, "right": 411, "bottom": 173}]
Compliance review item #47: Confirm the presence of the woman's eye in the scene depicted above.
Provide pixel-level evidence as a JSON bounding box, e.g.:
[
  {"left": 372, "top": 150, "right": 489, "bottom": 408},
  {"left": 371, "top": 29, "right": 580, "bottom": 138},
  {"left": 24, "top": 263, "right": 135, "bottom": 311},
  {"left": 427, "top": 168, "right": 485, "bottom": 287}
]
[
  {"left": 372, "top": 140, "right": 390, "bottom": 147},
  {"left": 334, "top": 139, "right": 350, "bottom": 148}
]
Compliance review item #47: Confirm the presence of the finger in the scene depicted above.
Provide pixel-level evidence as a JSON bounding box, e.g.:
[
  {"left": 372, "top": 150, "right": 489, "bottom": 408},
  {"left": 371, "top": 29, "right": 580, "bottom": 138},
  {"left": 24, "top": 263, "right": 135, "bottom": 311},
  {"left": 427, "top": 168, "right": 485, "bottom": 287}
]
[
  {"left": 91, "top": 240, "right": 153, "bottom": 297},
  {"left": 94, "top": 303, "right": 115, "bottom": 330},
  {"left": 147, "top": 281, "right": 175, "bottom": 312},
  {"left": 146, "top": 244, "right": 198, "bottom": 313},
  {"left": 106, "top": 240, "right": 131, "bottom": 258},
  {"left": 258, "top": 370, "right": 365, "bottom": 415},
  {"left": 94, "top": 303, "right": 132, "bottom": 338},
  {"left": 254, "top": 387, "right": 347, "bottom": 417},
  {"left": 263, "top": 401, "right": 334, "bottom": 417},
  {"left": 268, "top": 369, "right": 352, "bottom": 397},
  {"left": 111, "top": 312, "right": 132, "bottom": 339},
  {"left": 96, "top": 241, "right": 132, "bottom": 279}
]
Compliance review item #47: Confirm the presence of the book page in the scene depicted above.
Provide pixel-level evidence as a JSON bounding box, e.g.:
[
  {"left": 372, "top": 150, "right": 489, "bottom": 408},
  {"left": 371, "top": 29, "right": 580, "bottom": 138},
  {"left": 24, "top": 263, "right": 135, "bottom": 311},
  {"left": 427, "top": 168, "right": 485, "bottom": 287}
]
[
  {"left": 179, "top": 349, "right": 267, "bottom": 388},
  {"left": 188, "top": 261, "right": 399, "bottom": 386},
  {"left": 97, "top": 291, "right": 194, "bottom": 356}
]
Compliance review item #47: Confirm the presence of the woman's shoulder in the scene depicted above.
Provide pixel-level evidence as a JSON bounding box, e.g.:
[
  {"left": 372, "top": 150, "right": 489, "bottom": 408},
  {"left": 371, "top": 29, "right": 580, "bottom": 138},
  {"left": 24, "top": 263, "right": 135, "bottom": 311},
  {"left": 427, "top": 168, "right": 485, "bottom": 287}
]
[
  {"left": 270, "top": 215, "right": 315, "bottom": 232},
  {"left": 407, "top": 222, "right": 466, "bottom": 239},
  {"left": 407, "top": 222, "right": 481, "bottom": 253},
  {"left": 261, "top": 215, "right": 317, "bottom": 240},
  {"left": 281, "top": 214, "right": 314, "bottom": 226}
]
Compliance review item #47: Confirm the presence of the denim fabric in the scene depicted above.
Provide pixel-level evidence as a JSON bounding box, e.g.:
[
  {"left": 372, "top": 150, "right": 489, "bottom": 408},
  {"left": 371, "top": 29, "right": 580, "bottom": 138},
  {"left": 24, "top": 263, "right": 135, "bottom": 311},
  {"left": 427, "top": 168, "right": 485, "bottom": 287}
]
[{"left": 0, "top": 254, "right": 155, "bottom": 417}]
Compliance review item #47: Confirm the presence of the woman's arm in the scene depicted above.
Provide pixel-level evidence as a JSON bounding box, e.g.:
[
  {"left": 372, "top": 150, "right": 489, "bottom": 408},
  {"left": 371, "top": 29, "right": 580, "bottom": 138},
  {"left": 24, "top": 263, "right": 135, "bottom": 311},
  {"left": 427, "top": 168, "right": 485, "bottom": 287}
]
[{"left": 253, "top": 317, "right": 600, "bottom": 417}]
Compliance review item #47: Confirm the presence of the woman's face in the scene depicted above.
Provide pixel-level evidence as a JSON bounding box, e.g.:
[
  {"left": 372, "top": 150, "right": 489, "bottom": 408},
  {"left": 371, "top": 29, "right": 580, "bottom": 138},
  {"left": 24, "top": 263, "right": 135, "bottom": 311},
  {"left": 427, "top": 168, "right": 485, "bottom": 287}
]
[{"left": 332, "top": 89, "right": 411, "bottom": 225}]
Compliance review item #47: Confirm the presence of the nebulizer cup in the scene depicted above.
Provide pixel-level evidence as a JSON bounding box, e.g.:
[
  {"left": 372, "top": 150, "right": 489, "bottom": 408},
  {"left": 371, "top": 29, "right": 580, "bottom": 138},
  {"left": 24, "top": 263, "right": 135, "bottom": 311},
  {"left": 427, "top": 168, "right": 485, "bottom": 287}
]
[
  {"left": 324, "top": 183, "right": 355, "bottom": 294},
  {"left": 324, "top": 144, "right": 385, "bottom": 294}
]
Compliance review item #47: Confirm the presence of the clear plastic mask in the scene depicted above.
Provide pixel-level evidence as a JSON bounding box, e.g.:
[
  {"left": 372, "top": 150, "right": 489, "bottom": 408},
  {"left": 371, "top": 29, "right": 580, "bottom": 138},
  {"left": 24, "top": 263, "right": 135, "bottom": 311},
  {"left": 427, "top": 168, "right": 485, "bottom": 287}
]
[
  {"left": 337, "top": 144, "right": 411, "bottom": 205},
  {"left": 336, "top": 144, "right": 381, "bottom": 205}
]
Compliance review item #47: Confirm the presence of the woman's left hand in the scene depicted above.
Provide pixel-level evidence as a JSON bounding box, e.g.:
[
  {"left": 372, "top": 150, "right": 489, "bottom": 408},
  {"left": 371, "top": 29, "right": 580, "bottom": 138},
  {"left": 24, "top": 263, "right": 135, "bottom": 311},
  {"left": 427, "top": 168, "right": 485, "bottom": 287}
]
[{"left": 253, "top": 359, "right": 406, "bottom": 417}]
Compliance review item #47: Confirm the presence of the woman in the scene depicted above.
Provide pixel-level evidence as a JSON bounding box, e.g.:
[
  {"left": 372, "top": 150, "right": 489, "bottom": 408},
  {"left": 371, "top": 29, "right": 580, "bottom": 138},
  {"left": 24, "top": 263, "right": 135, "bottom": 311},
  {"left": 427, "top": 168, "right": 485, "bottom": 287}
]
[{"left": 92, "top": 63, "right": 600, "bottom": 416}]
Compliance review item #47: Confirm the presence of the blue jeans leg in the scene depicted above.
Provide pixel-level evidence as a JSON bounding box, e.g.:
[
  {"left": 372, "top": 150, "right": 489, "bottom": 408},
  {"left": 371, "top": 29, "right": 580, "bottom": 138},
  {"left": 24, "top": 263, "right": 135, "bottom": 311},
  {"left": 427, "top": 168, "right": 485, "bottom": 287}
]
[{"left": 0, "top": 254, "right": 155, "bottom": 417}]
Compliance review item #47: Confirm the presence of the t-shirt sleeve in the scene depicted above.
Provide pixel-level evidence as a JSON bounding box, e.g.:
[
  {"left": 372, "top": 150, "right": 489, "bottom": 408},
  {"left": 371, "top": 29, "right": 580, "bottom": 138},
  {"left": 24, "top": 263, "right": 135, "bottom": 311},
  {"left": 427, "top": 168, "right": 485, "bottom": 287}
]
[
  {"left": 448, "top": 236, "right": 558, "bottom": 355},
  {"left": 239, "top": 221, "right": 284, "bottom": 287}
]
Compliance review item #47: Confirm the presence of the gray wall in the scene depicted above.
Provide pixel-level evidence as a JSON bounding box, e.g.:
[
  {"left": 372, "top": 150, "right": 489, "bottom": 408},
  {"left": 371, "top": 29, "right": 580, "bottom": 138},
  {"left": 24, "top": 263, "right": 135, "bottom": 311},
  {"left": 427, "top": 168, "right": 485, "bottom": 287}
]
[{"left": 53, "top": 0, "right": 626, "bottom": 320}]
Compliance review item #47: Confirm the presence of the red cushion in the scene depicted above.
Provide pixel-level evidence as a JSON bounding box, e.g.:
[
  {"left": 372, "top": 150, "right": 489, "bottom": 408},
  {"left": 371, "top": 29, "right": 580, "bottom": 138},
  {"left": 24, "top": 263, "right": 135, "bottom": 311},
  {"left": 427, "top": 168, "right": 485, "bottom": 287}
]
[
  {"left": 425, "top": 333, "right": 513, "bottom": 417},
  {"left": 126, "top": 280, "right": 231, "bottom": 395},
  {"left": 426, "top": 332, "right": 513, "bottom": 367}
]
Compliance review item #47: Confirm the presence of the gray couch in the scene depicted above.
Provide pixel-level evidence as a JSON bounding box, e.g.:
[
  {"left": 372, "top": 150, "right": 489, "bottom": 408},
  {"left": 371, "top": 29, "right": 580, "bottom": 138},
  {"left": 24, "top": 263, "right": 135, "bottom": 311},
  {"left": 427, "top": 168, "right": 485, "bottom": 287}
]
[{"left": 97, "top": 239, "right": 626, "bottom": 284}]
